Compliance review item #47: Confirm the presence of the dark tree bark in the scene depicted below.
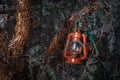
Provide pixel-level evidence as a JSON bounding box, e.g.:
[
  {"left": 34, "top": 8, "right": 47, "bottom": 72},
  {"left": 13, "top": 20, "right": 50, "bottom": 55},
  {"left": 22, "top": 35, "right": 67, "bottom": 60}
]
[
  {"left": 9, "top": 0, "right": 32, "bottom": 79},
  {"left": 0, "top": 0, "right": 32, "bottom": 80}
]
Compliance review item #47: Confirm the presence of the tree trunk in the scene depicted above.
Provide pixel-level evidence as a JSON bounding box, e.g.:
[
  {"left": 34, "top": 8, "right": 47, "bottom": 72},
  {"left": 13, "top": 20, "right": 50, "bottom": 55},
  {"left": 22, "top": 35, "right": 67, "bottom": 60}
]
[
  {"left": 0, "top": 0, "right": 32, "bottom": 80},
  {"left": 9, "top": 0, "right": 31, "bottom": 58},
  {"left": 9, "top": 0, "right": 32, "bottom": 79}
]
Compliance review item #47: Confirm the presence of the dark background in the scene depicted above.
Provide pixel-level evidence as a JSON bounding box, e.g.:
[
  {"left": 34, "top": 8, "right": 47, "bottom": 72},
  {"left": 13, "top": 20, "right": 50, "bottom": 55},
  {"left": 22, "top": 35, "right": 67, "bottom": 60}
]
[{"left": 0, "top": 0, "right": 120, "bottom": 80}]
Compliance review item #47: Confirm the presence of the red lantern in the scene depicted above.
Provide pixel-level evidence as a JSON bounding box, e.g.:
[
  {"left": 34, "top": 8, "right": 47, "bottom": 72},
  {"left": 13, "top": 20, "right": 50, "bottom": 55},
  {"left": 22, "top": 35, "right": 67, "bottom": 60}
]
[{"left": 64, "top": 30, "right": 87, "bottom": 64}]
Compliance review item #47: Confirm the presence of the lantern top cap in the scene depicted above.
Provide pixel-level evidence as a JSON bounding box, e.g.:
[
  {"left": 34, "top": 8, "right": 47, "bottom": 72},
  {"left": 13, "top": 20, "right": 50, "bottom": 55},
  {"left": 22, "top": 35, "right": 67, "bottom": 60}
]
[{"left": 73, "top": 29, "right": 82, "bottom": 39}]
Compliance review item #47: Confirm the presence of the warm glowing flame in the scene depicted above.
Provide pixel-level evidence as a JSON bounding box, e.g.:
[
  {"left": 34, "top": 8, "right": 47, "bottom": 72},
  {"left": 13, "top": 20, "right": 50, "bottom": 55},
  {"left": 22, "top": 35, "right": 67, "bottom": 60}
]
[{"left": 72, "top": 58, "right": 75, "bottom": 62}]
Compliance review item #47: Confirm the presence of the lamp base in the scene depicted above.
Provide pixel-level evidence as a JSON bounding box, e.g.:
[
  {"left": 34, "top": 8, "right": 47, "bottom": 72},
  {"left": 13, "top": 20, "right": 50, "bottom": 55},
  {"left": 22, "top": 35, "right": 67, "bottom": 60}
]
[{"left": 65, "top": 57, "right": 82, "bottom": 64}]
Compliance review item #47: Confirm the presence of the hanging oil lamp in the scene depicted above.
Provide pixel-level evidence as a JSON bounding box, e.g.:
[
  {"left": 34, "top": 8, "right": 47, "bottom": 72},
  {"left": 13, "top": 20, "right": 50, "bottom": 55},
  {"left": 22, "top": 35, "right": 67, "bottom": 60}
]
[{"left": 64, "top": 29, "right": 87, "bottom": 64}]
